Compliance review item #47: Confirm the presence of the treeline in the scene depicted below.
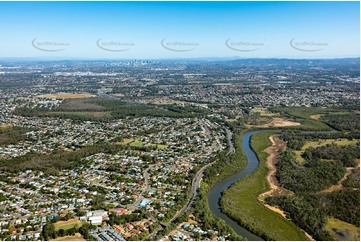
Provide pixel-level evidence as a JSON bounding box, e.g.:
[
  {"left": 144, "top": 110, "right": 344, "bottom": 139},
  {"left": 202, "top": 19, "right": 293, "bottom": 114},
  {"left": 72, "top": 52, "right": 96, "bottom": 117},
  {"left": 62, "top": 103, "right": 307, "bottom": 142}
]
[
  {"left": 0, "top": 126, "right": 32, "bottom": 146},
  {"left": 302, "top": 143, "right": 360, "bottom": 167},
  {"left": 14, "top": 98, "right": 209, "bottom": 121},
  {"left": 266, "top": 195, "right": 333, "bottom": 241},
  {"left": 276, "top": 150, "right": 345, "bottom": 193},
  {"left": 203, "top": 151, "right": 243, "bottom": 187},
  {"left": 279, "top": 131, "right": 306, "bottom": 150},
  {"left": 321, "top": 113, "right": 360, "bottom": 131},
  {"left": 280, "top": 130, "right": 360, "bottom": 151},
  {"left": 0, "top": 143, "right": 127, "bottom": 173},
  {"left": 342, "top": 169, "right": 360, "bottom": 188},
  {"left": 108, "top": 211, "right": 147, "bottom": 226},
  {"left": 203, "top": 133, "right": 246, "bottom": 187},
  {"left": 320, "top": 190, "right": 360, "bottom": 226},
  {"left": 42, "top": 222, "right": 96, "bottom": 240},
  {"left": 192, "top": 186, "right": 243, "bottom": 241},
  {"left": 266, "top": 189, "right": 360, "bottom": 240},
  {"left": 92, "top": 99, "right": 208, "bottom": 119}
]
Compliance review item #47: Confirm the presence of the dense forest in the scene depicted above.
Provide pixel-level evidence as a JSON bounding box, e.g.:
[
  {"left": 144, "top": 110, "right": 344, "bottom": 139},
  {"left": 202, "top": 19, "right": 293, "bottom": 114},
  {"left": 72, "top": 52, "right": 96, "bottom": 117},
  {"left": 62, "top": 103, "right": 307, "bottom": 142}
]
[
  {"left": 302, "top": 143, "right": 359, "bottom": 167},
  {"left": 276, "top": 150, "right": 346, "bottom": 193},
  {"left": 321, "top": 113, "right": 360, "bottom": 131},
  {"left": 266, "top": 189, "right": 360, "bottom": 240},
  {"left": 13, "top": 98, "right": 209, "bottom": 121},
  {"left": 269, "top": 126, "right": 360, "bottom": 241}
]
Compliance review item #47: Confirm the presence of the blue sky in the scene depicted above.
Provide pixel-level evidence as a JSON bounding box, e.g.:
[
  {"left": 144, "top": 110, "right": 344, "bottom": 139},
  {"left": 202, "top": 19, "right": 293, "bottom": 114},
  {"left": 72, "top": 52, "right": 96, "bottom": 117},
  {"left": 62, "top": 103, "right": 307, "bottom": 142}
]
[{"left": 0, "top": 1, "right": 359, "bottom": 59}]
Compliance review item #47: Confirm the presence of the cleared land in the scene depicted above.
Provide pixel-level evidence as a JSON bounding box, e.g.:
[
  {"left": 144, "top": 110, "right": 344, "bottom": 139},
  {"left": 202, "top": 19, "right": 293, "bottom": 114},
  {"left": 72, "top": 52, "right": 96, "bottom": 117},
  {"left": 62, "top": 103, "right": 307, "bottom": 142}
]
[
  {"left": 247, "top": 117, "right": 301, "bottom": 128},
  {"left": 221, "top": 132, "right": 308, "bottom": 241},
  {"left": 38, "top": 93, "right": 96, "bottom": 99},
  {"left": 54, "top": 219, "right": 84, "bottom": 231},
  {"left": 117, "top": 139, "right": 168, "bottom": 150},
  {"left": 251, "top": 108, "right": 277, "bottom": 117},
  {"left": 294, "top": 139, "right": 359, "bottom": 163},
  {"left": 310, "top": 114, "right": 324, "bottom": 120},
  {"left": 258, "top": 135, "right": 293, "bottom": 219},
  {"left": 325, "top": 218, "right": 360, "bottom": 241},
  {"left": 0, "top": 123, "right": 11, "bottom": 129}
]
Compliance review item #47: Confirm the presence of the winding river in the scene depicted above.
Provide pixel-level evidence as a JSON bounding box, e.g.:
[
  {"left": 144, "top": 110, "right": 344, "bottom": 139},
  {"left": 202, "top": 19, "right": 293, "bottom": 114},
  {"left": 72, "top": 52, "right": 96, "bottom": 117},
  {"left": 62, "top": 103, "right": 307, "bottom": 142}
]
[
  {"left": 208, "top": 130, "right": 267, "bottom": 241},
  {"left": 208, "top": 128, "right": 337, "bottom": 240}
]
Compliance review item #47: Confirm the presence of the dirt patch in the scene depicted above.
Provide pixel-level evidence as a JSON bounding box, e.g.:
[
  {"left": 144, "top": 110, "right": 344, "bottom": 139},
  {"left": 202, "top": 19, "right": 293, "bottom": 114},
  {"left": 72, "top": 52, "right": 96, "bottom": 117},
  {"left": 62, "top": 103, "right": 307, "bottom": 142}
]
[
  {"left": 38, "top": 93, "right": 96, "bottom": 99},
  {"left": 54, "top": 218, "right": 79, "bottom": 227},
  {"left": 247, "top": 117, "right": 300, "bottom": 128},
  {"left": 112, "top": 93, "right": 125, "bottom": 97},
  {"left": 258, "top": 135, "right": 292, "bottom": 205},
  {"left": 310, "top": 114, "right": 324, "bottom": 120}
]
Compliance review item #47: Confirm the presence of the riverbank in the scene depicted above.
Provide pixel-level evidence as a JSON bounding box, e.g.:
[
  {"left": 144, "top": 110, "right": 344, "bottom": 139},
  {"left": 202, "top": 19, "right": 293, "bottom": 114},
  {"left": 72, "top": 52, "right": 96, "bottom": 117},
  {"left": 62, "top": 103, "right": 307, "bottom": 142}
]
[
  {"left": 220, "top": 131, "right": 308, "bottom": 241},
  {"left": 258, "top": 135, "right": 292, "bottom": 214}
]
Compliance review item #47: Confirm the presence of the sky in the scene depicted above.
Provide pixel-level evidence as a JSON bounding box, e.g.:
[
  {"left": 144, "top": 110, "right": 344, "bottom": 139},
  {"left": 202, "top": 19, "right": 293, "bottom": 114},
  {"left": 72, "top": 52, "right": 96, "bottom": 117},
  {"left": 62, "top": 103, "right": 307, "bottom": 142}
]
[{"left": 0, "top": 1, "right": 359, "bottom": 59}]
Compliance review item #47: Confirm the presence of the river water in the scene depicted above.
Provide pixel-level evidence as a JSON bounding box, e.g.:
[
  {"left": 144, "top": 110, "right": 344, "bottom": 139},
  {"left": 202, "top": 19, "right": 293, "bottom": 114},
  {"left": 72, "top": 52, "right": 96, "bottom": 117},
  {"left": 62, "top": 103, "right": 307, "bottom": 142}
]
[
  {"left": 207, "top": 128, "right": 337, "bottom": 240},
  {"left": 207, "top": 130, "right": 266, "bottom": 241}
]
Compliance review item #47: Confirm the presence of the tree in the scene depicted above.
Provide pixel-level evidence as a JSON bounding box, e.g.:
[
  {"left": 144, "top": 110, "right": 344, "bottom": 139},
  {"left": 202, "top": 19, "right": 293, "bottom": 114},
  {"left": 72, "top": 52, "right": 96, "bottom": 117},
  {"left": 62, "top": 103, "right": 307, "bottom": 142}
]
[{"left": 42, "top": 222, "right": 56, "bottom": 240}]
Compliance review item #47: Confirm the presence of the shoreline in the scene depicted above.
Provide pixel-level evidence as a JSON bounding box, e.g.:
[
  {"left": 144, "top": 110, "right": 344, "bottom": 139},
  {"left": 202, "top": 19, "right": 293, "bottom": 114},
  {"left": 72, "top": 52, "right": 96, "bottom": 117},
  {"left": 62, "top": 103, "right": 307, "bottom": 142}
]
[{"left": 258, "top": 134, "right": 314, "bottom": 241}]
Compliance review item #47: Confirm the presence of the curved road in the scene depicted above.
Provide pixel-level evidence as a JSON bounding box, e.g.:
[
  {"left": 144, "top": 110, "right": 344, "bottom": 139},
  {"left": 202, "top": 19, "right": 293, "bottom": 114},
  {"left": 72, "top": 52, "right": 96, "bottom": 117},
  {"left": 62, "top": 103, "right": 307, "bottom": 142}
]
[{"left": 161, "top": 127, "right": 235, "bottom": 226}]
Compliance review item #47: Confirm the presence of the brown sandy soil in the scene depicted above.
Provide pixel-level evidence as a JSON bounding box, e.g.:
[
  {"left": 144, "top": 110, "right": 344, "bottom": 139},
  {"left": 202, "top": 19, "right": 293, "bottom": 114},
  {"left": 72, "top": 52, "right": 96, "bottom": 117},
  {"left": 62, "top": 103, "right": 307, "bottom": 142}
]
[
  {"left": 258, "top": 135, "right": 315, "bottom": 241},
  {"left": 247, "top": 117, "right": 301, "bottom": 128},
  {"left": 258, "top": 135, "right": 292, "bottom": 213},
  {"left": 310, "top": 114, "right": 324, "bottom": 120},
  {"left": 38, "top": 93, "right": 96, "bottom": 99},
  {"left": 54, "top": 218, "right": 80, "bottom": 226},
  {"left": 51, "top": 233, "right": 85, "bottom": 241}
]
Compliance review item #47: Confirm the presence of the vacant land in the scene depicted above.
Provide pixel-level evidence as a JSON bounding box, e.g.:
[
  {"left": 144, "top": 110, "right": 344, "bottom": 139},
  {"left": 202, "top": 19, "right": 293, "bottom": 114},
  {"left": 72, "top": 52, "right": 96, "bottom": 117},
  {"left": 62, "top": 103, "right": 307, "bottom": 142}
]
[
  {"left": 247, "top": 117, "right": 301, "bottom": 128},
  {"left": 119, "top": 138, "right": 134, "bottom": 145},
  {"left": 258, "top": 135, "right": 293, "bottom": 215},
  {"left": 118, "top": 139, "right": 168, "bottom": 150},
  {"left": 294, "top": 138, "right": 359, "bottom": 163},
  {"left": 51, "top": 233, "right": 85, "bottom": 241},
  {"left": 57, "top": 98, "right": 106, "bottom": 111},
  {"left": 54, "top": 219, "right": 84, "bottom": 231},
  {"left": 325, "top": 218, "right": 360, "bottom": 241},
  {"left": 270, "top": 107, "right": 359, "bottom": 131},
  {"left": 38, "top": 93, "right": 96, "bottom": 99},
  {"left": 310, "top": 114, "right": 323, "bottom": 120},
  {"left": 251, "top": 108, "right": 277, "bottom": 116},
  {"left": 221, "top": 132, "right": 308, "bottom": 241}
]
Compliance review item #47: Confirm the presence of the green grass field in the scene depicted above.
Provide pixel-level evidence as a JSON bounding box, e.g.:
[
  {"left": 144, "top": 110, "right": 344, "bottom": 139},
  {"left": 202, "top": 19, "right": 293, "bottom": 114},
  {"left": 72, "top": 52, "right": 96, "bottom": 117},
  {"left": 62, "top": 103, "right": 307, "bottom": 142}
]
[
  {"left": 119, "top": 139, "right": 168, "bottom": 150},
  {"left": 129, "top": 140, "right": 146, "bottom": 147},
  {"left": 221, "top": 132, "right": 308, "bottom": 241},
  {"left": 54, "top": 219, "right": 85, "bottom": 231},
  {"left": 325, "top": 217, "right": 360, "bottom": 241}
]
